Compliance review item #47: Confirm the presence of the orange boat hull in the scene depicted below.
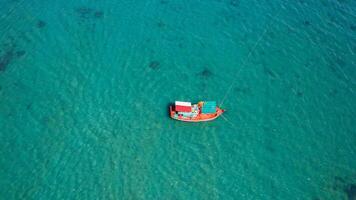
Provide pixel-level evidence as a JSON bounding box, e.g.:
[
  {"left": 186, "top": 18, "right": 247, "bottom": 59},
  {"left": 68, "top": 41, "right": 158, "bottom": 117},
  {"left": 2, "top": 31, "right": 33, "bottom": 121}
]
[{"left": 170, "top": 106, "right": 225, "bottom": 122}]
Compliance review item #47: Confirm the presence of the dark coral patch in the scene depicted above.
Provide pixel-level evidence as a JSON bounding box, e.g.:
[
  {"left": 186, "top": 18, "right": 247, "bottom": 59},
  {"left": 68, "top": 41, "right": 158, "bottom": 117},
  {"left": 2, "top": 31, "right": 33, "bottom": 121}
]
[
  {"left": 75, "top": 7, "right": 103, "bottom": 20},
  {"left": 229, "top": 0, "right": 239, "bottom": 7},
  {"left": 157, "top": 21, "right": 166, "bottom": 28},
  {"left": 335, "top": 176, "right": 347, "bottom": 184},
  {"left": 94, "top": 11, "right": 104, "bottom": 19},
  {"left": 264, "top": 144, "right": 276, "bottom": 154},
  {"left": 160, "top": 0, "right": 168, "bottom": 4},
  {"left": 16, "top": 50, "right": 26, "bottom": 58},
  {"left": 0, "top": 50, "right": 14, "bottom": 72},
  {"left": 344, "top": 184, "right": 356, "bottom": 200},
  {"left": 0, "top": 47, "right": 26, "bottom": 72},
  {"left": 178, "top": 43, "right": 183, "bottom": 49},
  {"left": 75, "top": 7, "right": 94, "bottom": 19},
  {"left": 36, "top": 20, "right": 46, "bottom": 28},
  {"left": 303, "top": 20, "right": 311, "bottom": 26},
  {"left": 199, "top": 68, "right": 213, "bottom": 77},
  {"left": 332, "top": 177, "right": 356, "bottom": 200},
  {"left": 350, "top": 25, "right": 356, "bottom": 31},
  {"left": 148, "top": 61, "right": 160, "bottom": 70},
  {"left": 263, "top": 66, "right": 277, "bottom": 78},
  {"left": 296, "top": 91, "right": 303, "bottom": 97}
]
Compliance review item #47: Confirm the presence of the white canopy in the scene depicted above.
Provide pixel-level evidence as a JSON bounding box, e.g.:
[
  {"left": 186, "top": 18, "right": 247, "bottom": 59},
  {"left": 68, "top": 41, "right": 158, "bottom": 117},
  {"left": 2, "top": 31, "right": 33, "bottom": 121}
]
[{"left": 175, "top": 101, "right": 191, "bottom": 107}]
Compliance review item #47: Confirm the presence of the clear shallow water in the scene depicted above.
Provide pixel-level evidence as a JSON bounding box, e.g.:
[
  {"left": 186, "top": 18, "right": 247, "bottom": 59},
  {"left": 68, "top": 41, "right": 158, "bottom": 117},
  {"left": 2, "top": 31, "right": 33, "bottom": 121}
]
[{"left": 0, "top": 0, "right": 355, "bottom": 199}]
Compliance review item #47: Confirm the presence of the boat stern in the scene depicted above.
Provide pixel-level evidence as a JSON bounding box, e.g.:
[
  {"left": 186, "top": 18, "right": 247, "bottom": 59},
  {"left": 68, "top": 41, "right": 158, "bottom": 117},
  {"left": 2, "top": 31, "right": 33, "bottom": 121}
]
[{"left": 169, "top": 105, "right": 177, "bottom": 119}]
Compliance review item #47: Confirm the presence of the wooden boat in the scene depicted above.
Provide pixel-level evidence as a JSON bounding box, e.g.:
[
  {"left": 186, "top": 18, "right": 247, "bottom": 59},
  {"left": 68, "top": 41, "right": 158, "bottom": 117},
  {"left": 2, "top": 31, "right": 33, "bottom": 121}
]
[{"left": 169, "top": 101, "right": 225, "bottom": 122}]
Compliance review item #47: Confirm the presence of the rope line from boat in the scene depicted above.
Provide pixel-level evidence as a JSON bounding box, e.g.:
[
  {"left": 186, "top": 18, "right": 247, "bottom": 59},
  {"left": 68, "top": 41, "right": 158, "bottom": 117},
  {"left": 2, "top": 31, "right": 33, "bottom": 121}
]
[
  {"left": 219, "top": 10, "right": 282, "bottom": 107},
  {"left": 220, "top": 114, "right": 239, "bottom": 129}
]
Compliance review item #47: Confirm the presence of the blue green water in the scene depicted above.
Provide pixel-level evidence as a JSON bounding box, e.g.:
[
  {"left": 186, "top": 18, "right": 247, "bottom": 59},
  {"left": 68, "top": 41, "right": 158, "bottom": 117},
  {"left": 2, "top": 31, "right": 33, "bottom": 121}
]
[{"left": 0, "top": 0, "right": 356, "bottom": 199}]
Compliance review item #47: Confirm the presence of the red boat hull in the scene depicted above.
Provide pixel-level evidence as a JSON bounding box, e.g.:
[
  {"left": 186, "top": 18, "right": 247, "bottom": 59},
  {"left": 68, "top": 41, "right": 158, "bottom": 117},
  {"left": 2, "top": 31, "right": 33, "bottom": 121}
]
[{"left": 170, "top": 106, "right": 225, "bottom": 122}]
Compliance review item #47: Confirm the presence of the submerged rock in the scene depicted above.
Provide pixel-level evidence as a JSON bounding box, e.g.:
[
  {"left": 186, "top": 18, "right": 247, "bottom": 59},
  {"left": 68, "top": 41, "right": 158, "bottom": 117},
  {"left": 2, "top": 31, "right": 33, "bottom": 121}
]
[
  {"left": 201, "top": 68, "right": 212, "bottom": 77},
  {"left": 75, "top": 7, "right": 104, "bottom": 20},
  {"left": 0, "top": 48, "right": 26, "bottom": 72},
  {"left": 75, "top": 7, "right": 94, "bottom": 19},
  {"left": 303, "top": 20, "right": 311, "bottom": 26},
  {"left": 94, "top": 11, "right": 104, "bottom": 19},
  {"left": 160, "top": 0, "right": 168, "bottom": 5},
  {"left": 0, "top": 50, "right": 14, "bottom": 71},
  {"left": 37, "top": 20, "right": 46, "bottom": 28},
  {"left": 350, "top": 25, "right": 356, "bottom": 31},
  {"left": 229, "top": 0, "right": 239, "bottom": 7},
  {"left": 16, "top": 50, "right": 26, "bottom": 57},
  {"left": 157, "top": 21, "right": 166, "bottom": 28},
  {"left": 148, "top": 61, "right": 160, "bottom": 69},
  {"left": 263, "top": 66, "right": 277, "bottom": 78},
  {"left": 344, "top": 184, "right": 356, "bottom": 200}
]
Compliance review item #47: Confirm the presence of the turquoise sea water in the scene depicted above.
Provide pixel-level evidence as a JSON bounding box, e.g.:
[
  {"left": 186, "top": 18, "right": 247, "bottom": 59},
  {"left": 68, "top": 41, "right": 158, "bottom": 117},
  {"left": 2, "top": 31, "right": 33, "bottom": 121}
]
[{"left": 0, "top": 0, "right": 355, "bottom": 199}]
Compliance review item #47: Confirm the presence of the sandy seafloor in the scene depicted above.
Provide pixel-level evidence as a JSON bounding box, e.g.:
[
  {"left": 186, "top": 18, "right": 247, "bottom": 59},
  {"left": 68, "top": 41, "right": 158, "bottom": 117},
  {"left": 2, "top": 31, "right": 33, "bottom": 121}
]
[{"left": 0, "top": 0, "right": 355, "bottom": 199}]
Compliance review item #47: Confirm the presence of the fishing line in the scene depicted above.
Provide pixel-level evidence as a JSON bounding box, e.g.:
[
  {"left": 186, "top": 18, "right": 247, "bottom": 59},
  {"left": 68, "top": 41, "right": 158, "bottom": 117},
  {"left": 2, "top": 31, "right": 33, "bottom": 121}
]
[
  {"left": 220, "top": 114, "right": 238, "bottom": 129},
  {"left": 219, "top": 9, "right": 282, "bottom": 107}
]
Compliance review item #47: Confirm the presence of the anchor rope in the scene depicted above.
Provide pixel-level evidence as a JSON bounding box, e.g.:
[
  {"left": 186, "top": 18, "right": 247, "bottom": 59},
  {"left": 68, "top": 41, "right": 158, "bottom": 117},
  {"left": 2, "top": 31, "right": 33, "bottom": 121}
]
[
  {"left": 219, "top": 10, "right": 282, "bottom": 107},
  {"left": 220, "top": 114, "right": 238, "bottom": 129}
]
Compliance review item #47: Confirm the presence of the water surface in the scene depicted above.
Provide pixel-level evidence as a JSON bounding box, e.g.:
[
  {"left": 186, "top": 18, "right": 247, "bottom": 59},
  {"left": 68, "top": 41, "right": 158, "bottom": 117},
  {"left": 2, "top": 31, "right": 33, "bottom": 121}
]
[{"left": 0, "top": 0, "right": 355, "bottom": 199}]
